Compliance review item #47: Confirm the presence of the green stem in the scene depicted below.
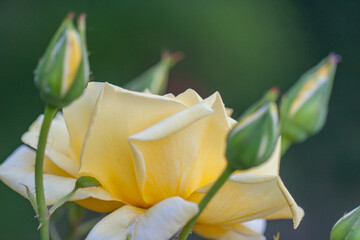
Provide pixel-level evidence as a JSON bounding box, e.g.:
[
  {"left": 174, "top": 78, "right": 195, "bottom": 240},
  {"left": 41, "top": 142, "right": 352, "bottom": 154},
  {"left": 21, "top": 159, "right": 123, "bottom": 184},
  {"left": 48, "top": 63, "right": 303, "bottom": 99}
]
[
  {"left": 35, "top": 105, "right": 58, "bottom": 240},
  {"left": 178, "top": 164, "right": 234, "bottom": 240}
]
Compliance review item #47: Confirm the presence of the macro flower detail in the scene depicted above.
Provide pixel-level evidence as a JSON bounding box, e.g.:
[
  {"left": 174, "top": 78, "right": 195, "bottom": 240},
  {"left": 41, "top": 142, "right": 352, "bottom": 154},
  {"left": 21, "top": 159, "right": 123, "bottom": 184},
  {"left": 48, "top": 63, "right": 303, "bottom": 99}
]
[
  {"left": 0, "top": 82, "right": 304, "bottom": 239},
  {"left": 34, "top": 14, "right": 90, "bottom": 108}
]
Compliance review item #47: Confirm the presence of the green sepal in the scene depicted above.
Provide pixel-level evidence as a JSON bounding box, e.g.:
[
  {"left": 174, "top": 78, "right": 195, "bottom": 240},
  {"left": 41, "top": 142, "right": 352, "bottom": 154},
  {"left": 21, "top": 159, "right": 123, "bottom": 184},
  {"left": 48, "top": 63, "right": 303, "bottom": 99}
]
[
  {"left": 280, "top": 53, "right": 340, "bottom": 146},
  {"left": 22, "top": 184, "right": 39, "bottom": 216},
  {"left": 34, "top": 13, "right": 90, "bottom": 108},
  {"left": 35, "top": 14, "right": 76, "bottom": 100},
  {"left": 34, "top": 13, "right": 75, "bottom": 85},
  {"left": 59, "top": 13, "right": 91, "bottom": 108},
  {"left": 124, "top": 51, "right": 183, "bottom": 95},
  {"left": 238, "top": 87, "right": 279, "bottom": 121},
  {"left": 331, "top": 206, "right": 360, "bottom": 240},
  {"left": 226, "top": 95, "right": 279, "bottom": 170},
  {"left": 75, "top": 176, "right": 101, "bottom": 188}
]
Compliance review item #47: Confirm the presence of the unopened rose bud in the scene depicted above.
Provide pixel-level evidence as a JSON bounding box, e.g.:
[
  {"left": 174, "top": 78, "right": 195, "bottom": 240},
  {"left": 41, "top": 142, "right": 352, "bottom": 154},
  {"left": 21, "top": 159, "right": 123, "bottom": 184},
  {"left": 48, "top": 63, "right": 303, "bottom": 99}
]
[
  {"left": 75, "top": 176, "right": 101, "bottom": 189},
  {"left": 330, "top": 206, "right": 360, "bottom": 240},
  {"left": 226, "top": 92, "right": 279, "bottom": 170},
  {"left": 124, "top": 51, "right": 183, "bottom": 95},
  {"left": 34, "top": 13, "right": 90, "bottom": 108},
  {"left": 280, "top": 53, "right": 340, "bottom": 144}
]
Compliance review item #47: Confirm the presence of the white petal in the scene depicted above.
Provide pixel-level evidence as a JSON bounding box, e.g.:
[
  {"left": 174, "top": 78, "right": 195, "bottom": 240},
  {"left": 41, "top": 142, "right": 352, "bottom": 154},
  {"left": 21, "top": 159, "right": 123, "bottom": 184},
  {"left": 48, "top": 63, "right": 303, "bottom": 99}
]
[
  {"left": 0, "top": 146, "right": 118, "bottom": 205},
  {"left": 21, "top": 114, "right": 78, "bottom": 176},
  {"left": 242, "top": 219, "right": 266, "bottom": 235},
  {"left": 194, "top": 222, "right": 265, "bottom": 240},
  {"left": 86, "top": 197, "right": 198, "bottom": 240}
]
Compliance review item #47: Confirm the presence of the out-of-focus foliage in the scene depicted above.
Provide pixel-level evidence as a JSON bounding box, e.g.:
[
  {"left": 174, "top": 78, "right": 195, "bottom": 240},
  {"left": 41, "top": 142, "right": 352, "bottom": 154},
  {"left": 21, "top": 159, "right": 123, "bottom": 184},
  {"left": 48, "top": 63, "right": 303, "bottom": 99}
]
[
  {"left": 0, "top": 1, "right": 359, "bottom": 239},
  {"left": 330, "top": 206, "right": 360, "bottom": 240}
]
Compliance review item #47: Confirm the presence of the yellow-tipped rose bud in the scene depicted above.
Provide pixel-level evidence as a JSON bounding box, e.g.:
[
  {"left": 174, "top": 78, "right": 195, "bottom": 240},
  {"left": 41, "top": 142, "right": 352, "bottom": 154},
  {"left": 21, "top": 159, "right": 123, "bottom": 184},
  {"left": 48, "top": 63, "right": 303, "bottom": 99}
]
[
  {"left": 124, "top": 51, "right": 183, "bottom": 95},
  {"left": 226, "top": 90, "right": 279, "bottom": 170},
  {"left": 280, "top": 53, "right": 340, "bottom": 144},
  {"left": 34, "top": 13, "right": 90, "bottom": 108},
  {"left": 330, "top": 206, "right": 360, "bottom": 240}
]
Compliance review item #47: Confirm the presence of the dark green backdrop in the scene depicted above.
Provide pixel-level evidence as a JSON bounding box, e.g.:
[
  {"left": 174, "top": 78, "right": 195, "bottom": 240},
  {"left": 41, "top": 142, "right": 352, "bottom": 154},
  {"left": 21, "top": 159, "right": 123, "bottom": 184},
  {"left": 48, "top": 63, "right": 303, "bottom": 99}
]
[{"left": 0, "top": 1, "right": 359, "bottom": 239}]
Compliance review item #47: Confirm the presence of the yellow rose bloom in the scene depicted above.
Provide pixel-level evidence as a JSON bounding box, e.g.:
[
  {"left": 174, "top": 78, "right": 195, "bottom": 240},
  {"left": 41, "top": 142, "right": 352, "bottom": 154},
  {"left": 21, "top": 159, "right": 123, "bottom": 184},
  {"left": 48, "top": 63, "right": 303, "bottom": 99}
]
[{"left": 0, "top": 82, "right": 303, "bottom": 239}]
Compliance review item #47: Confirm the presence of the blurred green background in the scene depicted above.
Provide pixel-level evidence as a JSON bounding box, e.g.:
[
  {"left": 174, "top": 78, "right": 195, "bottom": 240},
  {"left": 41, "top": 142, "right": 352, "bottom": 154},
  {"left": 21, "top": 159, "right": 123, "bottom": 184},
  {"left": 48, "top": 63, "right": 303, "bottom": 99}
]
[{"left": 0, "top": 1, "right": 359, "bottom": 239}]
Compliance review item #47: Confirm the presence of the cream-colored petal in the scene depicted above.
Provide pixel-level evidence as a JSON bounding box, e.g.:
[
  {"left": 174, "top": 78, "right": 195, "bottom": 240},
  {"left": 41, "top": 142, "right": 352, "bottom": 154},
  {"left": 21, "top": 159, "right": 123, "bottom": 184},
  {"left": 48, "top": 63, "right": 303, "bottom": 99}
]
[
  {"left": 226, "top": 108, "right": 234, "bottom": 117},
  {"left": 63, "top": 82, "right": 104, "bottom": 160},
  {"left": 175, "top": 88, "right": 203, "bottom": 106},
  {"left": 187, "top": 174, "right": 304, "bottom": 229},
  {"left": 163, "top": 93, "right": 176, "bottom": 99},
  {"left": 21, "top": 114, "right": 78, "bottom": 176},
  {"left": 194, "top": 221, "right": 265, "bottom": 240},
  {"left": 43, "top": 154, "right": 73, "bottom": 178},
  {"left": 76, "top": 198, "right": 123, "bottom": 213},
  {"left": 129, "top": 101, "right": 214, "bottom": 204},
  {"left": 202, "top": 91, "right": 233, "bottom": 128},
  {"left": 79, "top": 83, "right": 187, "bottom": 207},
  {"left": 86, "top": 197, "right": 198, "bottom": 240},
  {"left": 129, "top": 92, "right": 231, "bottom": 205},
  {"left": 243, "top": 219, "right": 266, "bottom": 235},
  {"left": 87, "top": 204, "right": 145, "bottom": 240},
  {"left": 228, "top": 117, "right": 238, "bottom": 127},
  {"left": 0, "top": 146, "right": 119, "bottom": 206}
]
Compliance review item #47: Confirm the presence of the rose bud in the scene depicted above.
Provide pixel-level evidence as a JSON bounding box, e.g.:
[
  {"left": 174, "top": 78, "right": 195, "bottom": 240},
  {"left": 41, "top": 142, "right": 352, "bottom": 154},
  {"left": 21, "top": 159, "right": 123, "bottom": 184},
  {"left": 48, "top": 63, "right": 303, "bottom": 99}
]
[
  {"left": 226, "top": 92, "right": 279, "bottom": 170},
  {"left": 331, "top": 206, "right": 360, "bottom": 240},
  {"left": 280, "top": 53, "right": 340, "bottom": 145},
  {"left": 34, "top": 13, "right": 90, "bottom": 108},
  {"left": 124, "top": 51, "right": 183, "bottom": 95}
]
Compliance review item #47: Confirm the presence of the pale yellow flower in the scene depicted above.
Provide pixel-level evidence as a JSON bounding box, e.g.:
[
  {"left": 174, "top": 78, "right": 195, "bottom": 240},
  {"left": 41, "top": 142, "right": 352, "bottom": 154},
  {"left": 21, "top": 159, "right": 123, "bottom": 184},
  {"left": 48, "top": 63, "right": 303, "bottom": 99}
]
[{"left": 0, "top": 82, "right": 303, "bottom": 239}]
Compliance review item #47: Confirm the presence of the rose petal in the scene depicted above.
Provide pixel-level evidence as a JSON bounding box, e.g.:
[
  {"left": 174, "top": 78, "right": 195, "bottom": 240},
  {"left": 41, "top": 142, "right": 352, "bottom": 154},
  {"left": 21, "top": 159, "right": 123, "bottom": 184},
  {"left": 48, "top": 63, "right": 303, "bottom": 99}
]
[
  {"left": 243, "top": 219, "right": 267, "bottom": 235},
  {"left": 21, "top": 114, "right": 78, "bottom": 176},
  {"left": 188, "top": 174, "right": 304, "bottom": 229},
  {"left": 175, "top": 88, "right": 203, "bottom": 106},
  {"left": 129, "top": 92, "right": 231, "bottom": 205},
  {"left": 79, "top": 83, "right": 188, "bottom": 207},
  {"left": 63, "top": 82, "right": 104, "bottom": 159},
  {"left": 86, "top": 197, "right": 198, "bottom": 240},
  {"left": 0, "top": 146, "right": 120, "bottom": 208},
  {"left": 194, "top": 221, "right": 266, "bottom": 240},
  {"left": 129, "top": 101, "right": 214, "bottom": 204}
]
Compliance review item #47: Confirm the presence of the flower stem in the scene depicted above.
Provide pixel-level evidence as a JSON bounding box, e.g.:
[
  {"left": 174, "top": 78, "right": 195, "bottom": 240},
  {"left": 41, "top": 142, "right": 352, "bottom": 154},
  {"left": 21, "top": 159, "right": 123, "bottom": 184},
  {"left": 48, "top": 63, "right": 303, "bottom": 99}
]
[
  {"left": 35, "top": 105, "right": 58, "bottom": 240},
  {"left": 178, "top": 164, "right": 234, "bottom": 240}
]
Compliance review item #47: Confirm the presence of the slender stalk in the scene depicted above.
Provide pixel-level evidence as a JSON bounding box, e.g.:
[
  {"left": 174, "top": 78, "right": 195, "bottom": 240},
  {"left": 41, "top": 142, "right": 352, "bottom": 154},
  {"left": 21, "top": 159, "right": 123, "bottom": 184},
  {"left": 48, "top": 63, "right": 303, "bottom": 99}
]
[
  {"left": 178, "top": 164, "right": 234, "bottom": 240},
  {"left": 35, "top": 105, "right": 58, "bottom": 240}
]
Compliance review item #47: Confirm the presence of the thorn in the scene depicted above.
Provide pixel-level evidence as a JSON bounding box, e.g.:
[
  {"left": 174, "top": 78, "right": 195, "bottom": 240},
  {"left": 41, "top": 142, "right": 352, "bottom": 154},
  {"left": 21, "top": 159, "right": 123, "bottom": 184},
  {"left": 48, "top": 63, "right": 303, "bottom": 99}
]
[{"left": 38, "top": 222, "right": 43, "bottom": 230}]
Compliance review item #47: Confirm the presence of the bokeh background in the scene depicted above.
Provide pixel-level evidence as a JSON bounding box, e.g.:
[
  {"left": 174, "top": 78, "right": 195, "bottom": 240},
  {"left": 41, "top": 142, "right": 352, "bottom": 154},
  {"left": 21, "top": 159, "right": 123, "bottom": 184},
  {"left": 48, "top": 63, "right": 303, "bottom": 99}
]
[{"left": 0, "top": 1, "right": 359, "bottom": 239}]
